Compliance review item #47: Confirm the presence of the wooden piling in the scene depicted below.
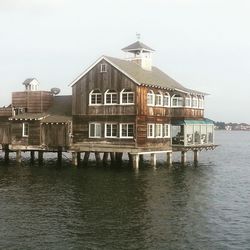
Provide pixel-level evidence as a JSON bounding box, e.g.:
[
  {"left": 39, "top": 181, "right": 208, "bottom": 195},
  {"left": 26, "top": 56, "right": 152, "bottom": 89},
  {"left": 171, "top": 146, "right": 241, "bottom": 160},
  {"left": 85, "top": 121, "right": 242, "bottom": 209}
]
[
  {"left": 181, "top": 151, "right": 187, "bottom": 165},
  {"left": 110, "top": 152, "right": 115, "bottom": 165},
  {"left": 72, "top": 152, "right": 78, "bottom": 166},
  {"left": 77, "top": 152, "right": 81, "bottom": 166},
  {"left": 4, "top": 144, "right": 9, "bottom": 163},
  {"left": 128, "top": 153, "right": 133, "bottom": 166},
  {"left": 83, "top": 152, "right": 90, "bottom": 166},
  {"left": 132, "top": 154, "right": 139, "bottom": 169},
  {"left": 194, "top": 150, "right": 199, "bottom": 163},
  {"left": 38, "top": 151, "right": 43, "bottom": 165},
  {"left": 167, "top": 152, "right": 172, "bottom": 166},
  {"left": 95, "top": 152, "right": 101, "bottom": 166},
  {"left": 150, "top": 153, "right": 156, "bottom": 167},
  {"left": 16, "top": 150, "right": 21, "bottom": 164},
  {"left": 103, "top": 152, "right": 109, "bottom": 166},
  {"left": 57, "top": 150, "right": 62, "bottom": 165},
  {"left": 30, "top": 151, "right": 35, "bottom": 164}
]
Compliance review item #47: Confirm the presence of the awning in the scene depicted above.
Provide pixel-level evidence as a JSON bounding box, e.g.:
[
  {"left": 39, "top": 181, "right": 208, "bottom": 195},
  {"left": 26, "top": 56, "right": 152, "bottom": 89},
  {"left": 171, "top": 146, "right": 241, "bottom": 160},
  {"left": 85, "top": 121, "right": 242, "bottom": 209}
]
[{"left": 172, "top": 118, "right": 214, "bottom": 126}]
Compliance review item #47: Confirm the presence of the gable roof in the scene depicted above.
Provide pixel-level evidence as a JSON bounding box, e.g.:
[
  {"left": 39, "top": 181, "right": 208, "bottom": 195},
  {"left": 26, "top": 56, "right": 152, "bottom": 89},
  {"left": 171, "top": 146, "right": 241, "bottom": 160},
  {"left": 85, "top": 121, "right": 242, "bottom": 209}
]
[
  {"left": 69, "top": 56, "right": 206, "bottom": 95},
  {"left": 122, "top": 41, "right": 155, "bottom": 52},
  {"left": 22, "top": 78, "right": 38, "bottom": 86}
]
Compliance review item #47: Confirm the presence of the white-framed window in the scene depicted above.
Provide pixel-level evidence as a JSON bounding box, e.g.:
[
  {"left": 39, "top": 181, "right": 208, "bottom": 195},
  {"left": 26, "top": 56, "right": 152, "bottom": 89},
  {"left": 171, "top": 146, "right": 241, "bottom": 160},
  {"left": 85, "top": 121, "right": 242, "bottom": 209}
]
[
  {"left": 100, "top": 64, "right": 107, "bottom": 72},
  {"left": 192, "top": 96, "right": 198, "bottom": 108},
  {"left": 198, "top": 96, "right": 204, "bottom": 109},
  {"left": 120, "top": 123, "right": 134, "bottom": 138},
  {"left": 171, "top": 94, "right": 184, "bottom": 107},
  {"left": 185, "top": 94, "right": 192, "bottom": 107},
  {"left": 89, "top": 123, "right": 101, "bottom": 138},
  {"left": 22, "top": 123, "right": 29, "bottom": 137},
  {"left": 155, "top": 124, "right": 163, "bottom": 138},
  {"left": 89, "top": 89, "right": 102, "bottom": 105},
  {"left": 163, "top": 92, "right": 170, "bottom": 107},
  {"left": 147, "top": 90, "right": 155, "bottom": 106},
  {"left": 120, "top": 89, "right": 134, "bottom": 104},
  {"left": 104, "top": 89, "right": 117, "bottom": 105},
  {"left": 147, "top": 123, "right": 155, "bottom": 138},
  {"left": 155, "top": 91, "right": 163, "bottom": 106},
  {"left": 163, "top": 124, "right": 170, "bottom": 138},
  {"left": 105, "top": 123, "right": 118, "bottom": 138}
]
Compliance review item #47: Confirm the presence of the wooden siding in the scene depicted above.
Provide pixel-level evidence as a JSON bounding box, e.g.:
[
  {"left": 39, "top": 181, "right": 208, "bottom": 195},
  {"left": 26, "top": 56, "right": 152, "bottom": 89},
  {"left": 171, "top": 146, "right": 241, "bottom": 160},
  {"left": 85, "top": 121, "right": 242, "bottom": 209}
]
[
  {"left": 41, "top": 123, "right": 70, "bottom": 148},
  {"left": 12, "top": 91, "right": 53, "bottom": 113},
  {"left": 72, "top": 59, "right": 137, "bottom": 115},
  {"left": 11, "top": 120, "right": 40, "bottom": 146},
  {"left": 0, "top": 107, "right": 13, "bottom": 117},
  {"left": 0, "top": 117, "right": 11, "bottom": 144}
]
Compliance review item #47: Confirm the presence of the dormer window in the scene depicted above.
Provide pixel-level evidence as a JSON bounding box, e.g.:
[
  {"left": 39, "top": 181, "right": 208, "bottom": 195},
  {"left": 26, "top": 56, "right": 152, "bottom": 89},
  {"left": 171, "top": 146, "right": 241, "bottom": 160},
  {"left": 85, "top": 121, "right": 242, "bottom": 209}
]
[
  {"left": 192, "top": 96, "right": 198, "bottom": 108},
  {"left": 89, "top": 89, "right": 102, "bottom": 105},
  {"left": 163, "top": 92, "right": 170, "bottom": 107},
  {"left": 120, "top": 89, "right": 134, "bottom": 104},
  {"left": 105, "top": 89, "right": 117, "bottom": 105},
  {"left": 147, "top": 90, "right": 155, "bottom": 106},
  {"left": 155, "top": 91, "right": 163, "bottom": 106},
  {"left": 100, "top": 64, "right": 107, "bottom": 73},
  {"left": 185, "top": 94, "right": 192, "bottom": 108},
  {"left": 171, "top": 94, "right": 184, "bottom": 107}
]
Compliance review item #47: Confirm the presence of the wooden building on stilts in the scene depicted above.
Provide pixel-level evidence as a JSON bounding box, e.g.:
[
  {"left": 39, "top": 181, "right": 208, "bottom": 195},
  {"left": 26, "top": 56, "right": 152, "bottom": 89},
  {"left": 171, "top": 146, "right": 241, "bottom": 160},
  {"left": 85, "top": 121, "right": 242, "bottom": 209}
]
[{"left": 69, "top": 40, "right": 216, "bottom": 168}]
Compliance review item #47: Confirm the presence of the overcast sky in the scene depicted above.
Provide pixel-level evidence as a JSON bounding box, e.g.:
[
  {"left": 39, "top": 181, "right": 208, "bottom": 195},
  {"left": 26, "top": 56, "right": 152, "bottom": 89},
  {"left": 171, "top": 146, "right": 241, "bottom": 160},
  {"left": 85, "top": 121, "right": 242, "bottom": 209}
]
[{"left": 0, "top": 0, "right": 250, "bottom": 123}]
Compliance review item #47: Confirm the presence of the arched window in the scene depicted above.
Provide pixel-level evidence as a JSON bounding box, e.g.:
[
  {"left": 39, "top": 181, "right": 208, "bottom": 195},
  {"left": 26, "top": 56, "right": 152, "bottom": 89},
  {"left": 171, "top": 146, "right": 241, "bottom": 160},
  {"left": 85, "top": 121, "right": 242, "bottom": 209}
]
[
  {"left": 147, "top": 90, "right": 155, "bottom": 106},
  {"left": 120, "top": 88, "right": 134, "bottom": 104},
  {"left": 192, "top": 96, "right": 198, "bottom": 108},
  {"left": 104, "top": 89, "right": 117, "bottom": 104},
  {"left": 198, "top": 96, "right": 204, "bottom": 109},
  {"left": 155, "top": 91, "right": 163, "bottom": 106},
  {"left": 163, "top": 92, "right": 170, "bottom": 107},
  {"left": 89, "top": 89, "right": 102, "bottom": 105},
  {"left": 185, "top": 94, "right": 192, "bottom": 107},
  {"left": 171, "top": 94, "right": 183, "bottom": 107}
]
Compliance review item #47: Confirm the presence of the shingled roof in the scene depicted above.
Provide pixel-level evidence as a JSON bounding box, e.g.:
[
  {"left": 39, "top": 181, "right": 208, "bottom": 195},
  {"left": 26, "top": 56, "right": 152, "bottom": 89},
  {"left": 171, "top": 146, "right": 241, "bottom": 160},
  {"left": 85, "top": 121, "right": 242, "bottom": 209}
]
[
  {"left": 122, "top": 41, "right": 155, "bottom": 52},
  {"left": 22, "top": 78, "right": 36, "bottom": 86}
]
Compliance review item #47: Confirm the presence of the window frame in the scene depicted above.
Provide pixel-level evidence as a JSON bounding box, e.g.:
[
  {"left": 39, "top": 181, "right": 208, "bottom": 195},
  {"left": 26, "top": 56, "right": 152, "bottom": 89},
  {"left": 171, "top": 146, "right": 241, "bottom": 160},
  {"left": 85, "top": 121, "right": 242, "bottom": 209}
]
[
  {"left": 105, "top": 123, "right": 118, "bottom": 138},
  {"left": 155, "top": 91, "right": 163, "bottom": 106},
  {"left": 171, "top": 94, "right": 184, "bottom": 108},
  {"left": 89, "top": 123, "right": 102, "bottom": 138},
  {"left": 155, "top": 124, "right": 163, "bottom": 138},
  {"left": 198, "top": 96, "right": 204, "bottom": 109},
  {"left": 185, "top": 94, "right": 192, "bottom": 108},
  {"left": 163, "top": 92, "right": 170, "bottom": 107},
  {"left": 120, "top": 89, "right": 135, "bottom": 105},
  {"left": 192, "top": 96, "right": 199, "bottom": 108},
  {"left": 89, "top": 89, "right": 102, "bottom": 106},
  {"left": 100, "top": 64, "right": 107, "bottom": 73},
  {"left": 163, "top": 124, "right": 170, "bottom": 138},
  {"left": 119, "top": 123, "right": 134, "bottom": 138},
  {"left": 104, "top": 89, "right": 118, "bottom": 105},
  {"left": 22, "top": 122, "right": 29, "bottom": 137},
  {"left": 147, "top": 90, "right": 155, "bottom": 106},
  {"left": 147, "top": 123, "right": 155, "bottom": 138}
]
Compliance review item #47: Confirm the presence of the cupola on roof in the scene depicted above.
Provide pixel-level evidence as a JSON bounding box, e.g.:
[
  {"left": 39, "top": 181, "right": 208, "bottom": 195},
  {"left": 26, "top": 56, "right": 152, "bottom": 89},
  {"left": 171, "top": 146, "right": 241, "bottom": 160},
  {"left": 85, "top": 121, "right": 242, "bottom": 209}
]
[{"left": 122, "top": 41, "right": 155, "bottom": 52}]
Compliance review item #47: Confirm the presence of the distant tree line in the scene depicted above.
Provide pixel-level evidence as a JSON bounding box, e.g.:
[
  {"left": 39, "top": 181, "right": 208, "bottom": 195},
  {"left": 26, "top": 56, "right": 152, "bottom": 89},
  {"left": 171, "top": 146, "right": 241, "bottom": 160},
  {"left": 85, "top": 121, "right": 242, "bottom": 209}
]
[{"left": 214, "top": 121, "right": 250, "bottom": 130}]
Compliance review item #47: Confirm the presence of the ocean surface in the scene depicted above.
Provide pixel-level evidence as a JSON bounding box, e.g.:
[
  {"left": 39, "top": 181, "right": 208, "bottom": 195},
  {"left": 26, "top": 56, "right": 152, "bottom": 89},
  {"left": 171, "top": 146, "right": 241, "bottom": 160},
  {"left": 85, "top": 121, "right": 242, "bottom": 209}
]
[{"left": 0, "top": 130, "right": 250, "bottom": 250}]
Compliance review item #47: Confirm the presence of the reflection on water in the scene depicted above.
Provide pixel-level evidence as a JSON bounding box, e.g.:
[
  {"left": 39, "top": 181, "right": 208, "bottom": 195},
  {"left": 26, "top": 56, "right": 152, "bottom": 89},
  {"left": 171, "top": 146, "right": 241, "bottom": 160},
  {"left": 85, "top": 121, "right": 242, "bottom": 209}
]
[{"left": 0, "top": 131, "right": 250, "bottom": 249}]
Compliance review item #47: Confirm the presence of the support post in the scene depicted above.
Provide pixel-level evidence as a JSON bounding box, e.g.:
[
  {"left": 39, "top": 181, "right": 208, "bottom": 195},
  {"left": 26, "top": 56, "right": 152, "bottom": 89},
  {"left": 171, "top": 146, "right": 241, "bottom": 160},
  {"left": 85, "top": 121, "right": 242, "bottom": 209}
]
[
  {"left": 95, "top": 152, "right": 101, "bottom": 166},
  {"left": 57, "top": 150, "right": 62, "bottom": 165},
  {"left": 181, "top": 151, "right": 187, "bottom": 165},
  {"left": 132, "top": 154, "right": 139, "bottom": 169},
  {"left": 139, "top": 154, "right": 144, "bottom": 163},
  {"left": 194, "top": 150, "right": 199, "bottom": 163},
  {"left": 83, "top": 152, "right": 90, "bottom": 166},
  {"left": 166, "top": 152, "right": 172, "bottom": 166},
  {"left": 110, "top": 152, "right": 115, "bottom": 165},
  {"left": 72, "top": 152, "right": 78, "bottom": 166},
  {"left": 16, "top": 150, "right": 21, "bottom": 164},
  {"left": 115, "top": 152, "right": 123, "bottom": 165},
  {"left": 150, "top": 153, "right": 156, "bottom": 167},
  {"left": 4, "top": 144, "right": 9, "bottom": 163},
  {"left": 128, "top": 153, "right": 133, "bottom": 166},
  {"left": 30, "top": 151, "right": 35, "bottom": 164},
  {"left": 103, "top": 152, "right": 109, "bottom": 166},
  {"left": 77, "top": 152, "right": 81, "bottom": 167},
  {"left": 38, "top": 151, "right": 43, "bottom": 165}
]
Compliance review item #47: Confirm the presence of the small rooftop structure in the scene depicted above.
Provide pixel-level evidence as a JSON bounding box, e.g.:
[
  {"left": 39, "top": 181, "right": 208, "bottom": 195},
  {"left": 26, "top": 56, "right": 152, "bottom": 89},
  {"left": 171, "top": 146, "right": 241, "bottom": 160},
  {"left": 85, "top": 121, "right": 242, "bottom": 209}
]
[{"left": 22, "top": 78, "right": 39, "bottom": 91}]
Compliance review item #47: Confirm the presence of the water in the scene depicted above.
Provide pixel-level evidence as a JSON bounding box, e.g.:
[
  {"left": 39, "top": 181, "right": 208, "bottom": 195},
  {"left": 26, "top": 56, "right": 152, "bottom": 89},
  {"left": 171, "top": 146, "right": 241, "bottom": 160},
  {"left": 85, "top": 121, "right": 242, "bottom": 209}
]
[{"left": 0, "top": 131, "right": 250, "bottom": 249}]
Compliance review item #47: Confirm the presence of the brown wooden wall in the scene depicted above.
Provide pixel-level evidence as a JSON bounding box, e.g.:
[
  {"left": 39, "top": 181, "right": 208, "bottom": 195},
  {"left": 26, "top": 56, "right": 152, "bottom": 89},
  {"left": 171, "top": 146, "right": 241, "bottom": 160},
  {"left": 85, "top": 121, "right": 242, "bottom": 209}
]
[
  {"left": 72, "top": 59, "right": 137, "bottom": 115},
  {"left": 11, "top": 120, "right": 40, "bottom": 146},
  {"left": 12, "top": 91, "right": 53, "bottom": 113},
  {"left": 41, "top": 123, "right": 70, "bottom": 148},
  {"left": 0, "top": 107, "right": 13, "bottom": 117},
  {"left": 0, "top": 118, "right": 11, "bottom": 144}
]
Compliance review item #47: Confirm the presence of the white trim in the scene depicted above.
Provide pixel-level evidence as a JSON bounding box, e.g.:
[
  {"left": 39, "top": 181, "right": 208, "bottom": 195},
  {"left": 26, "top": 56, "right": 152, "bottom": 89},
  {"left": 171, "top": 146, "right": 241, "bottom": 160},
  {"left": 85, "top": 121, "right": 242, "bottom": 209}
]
[
  {"left": 163, "top": 124, "right": 171, "bottom": 138},
  {"left": 163, "top": 92, "right": 170, "bottom": 107},
  {"left": 155, "top": 91, "right": 163, "bottom": 106},
  {"left": 104, "top": 89, "right": 118, "bottom": 105},
  {"left": 185, "top": 94, "right": 192, "bottom": 108},
  {"left": 69, "top": 56, "right": 141, "bottom": 87},
  {"left": 120, "top": 89, "right": 135, "bottom": 105},
  {"left": 192, "top": 96, "right": 199, "bottom": 108},
  {"left": 147, "top": 123, "right": 155, "bottom": 138},
  {"left": 147, "top": 90, "right": 155, "bottom": 106},
  {"left": 105, "top": 123, "right": 118, "bottom": 138},
  {"left": 22, "top": 122, "right": 29, "bottom": 137},
  {"left": 100, "top": 63, "right": 107, "bottom": 73},
  {"left": 171, "top": 94, "right": 184, "bottom": 108},
  {"left": 89, "top": 89, "right": 102, "bottom": 105},
  {"left": 155, "top": 124, "right": 163, "bottom": 138},
  {"left": 119, "top": 123, "right": 134, "bottom": 138},
  {"left": 89, "top": 123, "right": 101, "bottom": 138}
]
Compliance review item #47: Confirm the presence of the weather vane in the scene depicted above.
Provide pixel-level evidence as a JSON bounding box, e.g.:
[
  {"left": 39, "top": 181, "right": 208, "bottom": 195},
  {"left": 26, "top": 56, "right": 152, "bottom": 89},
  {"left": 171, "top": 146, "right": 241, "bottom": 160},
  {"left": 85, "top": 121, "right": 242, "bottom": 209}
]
[{"left": 136, "top": 32, "right": 141, "bottom": 41}]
